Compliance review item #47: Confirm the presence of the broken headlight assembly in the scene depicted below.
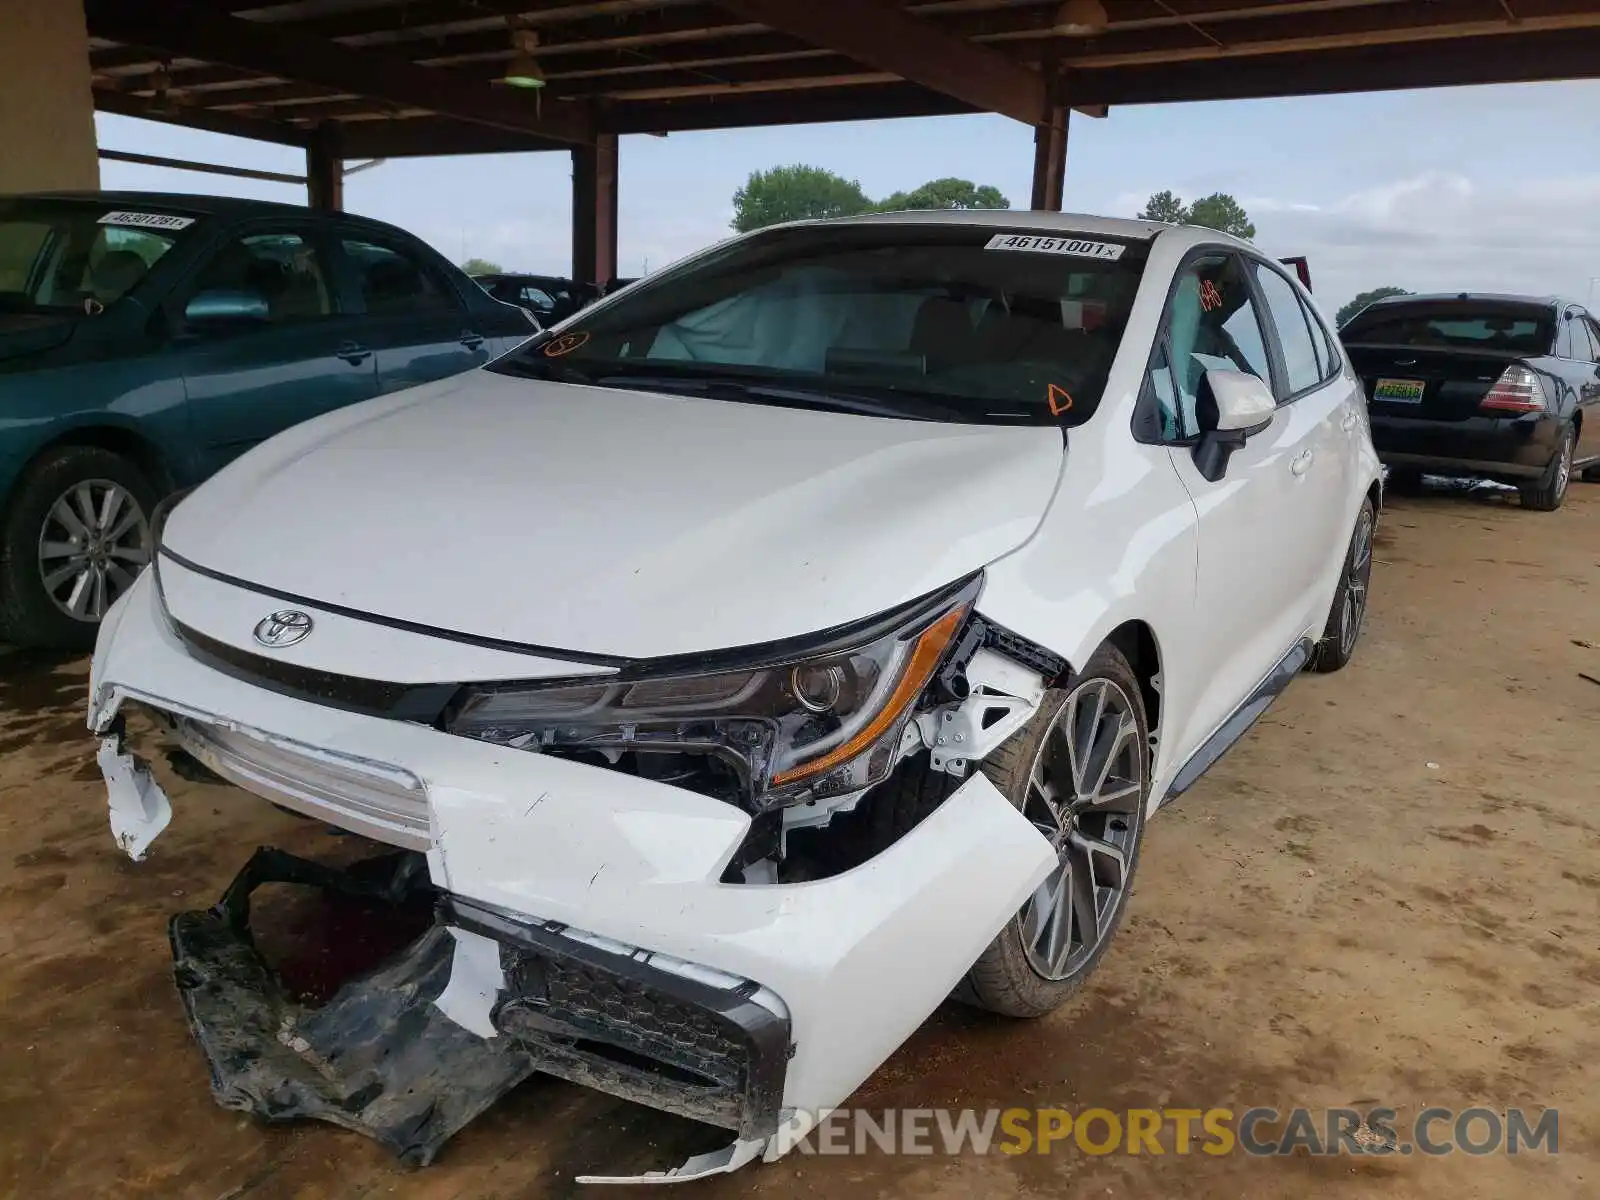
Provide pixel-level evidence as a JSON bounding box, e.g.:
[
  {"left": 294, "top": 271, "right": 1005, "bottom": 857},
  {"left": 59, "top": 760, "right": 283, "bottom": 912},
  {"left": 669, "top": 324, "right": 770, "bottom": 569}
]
[{"left": 445, "top": 578, "right": 978, "bottom": 812}]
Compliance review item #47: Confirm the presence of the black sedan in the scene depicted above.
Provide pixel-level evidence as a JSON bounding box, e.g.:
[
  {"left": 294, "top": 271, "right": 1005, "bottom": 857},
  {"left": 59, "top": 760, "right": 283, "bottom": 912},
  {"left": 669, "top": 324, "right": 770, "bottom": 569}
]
[
  {"left": 472, "top": 273, "right": 599, "bottom": 326},
  {"left": 1342, "top": 293, "right": 1600, "bottom": 510}
]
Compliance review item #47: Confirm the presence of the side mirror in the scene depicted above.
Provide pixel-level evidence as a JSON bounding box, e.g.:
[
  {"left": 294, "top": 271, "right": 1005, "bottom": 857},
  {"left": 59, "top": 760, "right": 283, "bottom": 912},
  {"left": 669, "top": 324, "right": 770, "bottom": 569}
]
[
  {"left": 1192, "top": 369, "right": 1275, "bottom": 482},
  {"left": 183, "top": 287, "right": 269, "bottom": 331}
]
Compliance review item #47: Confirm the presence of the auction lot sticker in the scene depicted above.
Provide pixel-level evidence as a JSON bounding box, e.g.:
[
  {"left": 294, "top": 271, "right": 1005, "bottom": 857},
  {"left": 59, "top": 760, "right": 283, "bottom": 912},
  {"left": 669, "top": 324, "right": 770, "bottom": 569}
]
[
  {"left": 98, "top": 211, "right": 196, "bottom": 231},
  {"left": 985, "top": 234, "right": 1125, "bottom": 260}
]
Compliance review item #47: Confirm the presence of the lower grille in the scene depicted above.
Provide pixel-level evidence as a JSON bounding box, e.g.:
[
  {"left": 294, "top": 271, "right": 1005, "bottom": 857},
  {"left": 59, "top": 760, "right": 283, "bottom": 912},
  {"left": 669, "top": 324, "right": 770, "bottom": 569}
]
[
  {"left": 169, "top": 715, "right": 431, "bottom": 850},
  {"left": 449, "top": 899, "right": 791, "bottom": 1138}
]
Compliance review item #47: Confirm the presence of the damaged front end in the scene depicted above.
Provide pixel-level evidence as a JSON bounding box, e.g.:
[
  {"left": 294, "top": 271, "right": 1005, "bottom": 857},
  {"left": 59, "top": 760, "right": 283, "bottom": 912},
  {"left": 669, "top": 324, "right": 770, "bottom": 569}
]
[
  {"left": 173, "top": 846, "right": 789, "bottom": 1168},
  {"left": 90, "top": 565, "right": 1061, "bottom": 1179}
]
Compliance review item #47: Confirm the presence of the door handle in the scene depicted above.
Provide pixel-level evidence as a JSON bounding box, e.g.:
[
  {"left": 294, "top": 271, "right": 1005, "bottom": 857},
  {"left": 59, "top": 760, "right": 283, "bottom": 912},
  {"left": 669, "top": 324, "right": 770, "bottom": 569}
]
[
  {"left": 336, "top": 341, "right": 371, "bottom": 365},
  {"left": 459, "top": 330, "right": 486, "bottom": 350},
  {"left": 1341, "top": 409, "right": 1358, "bottom": 432},
  {"left": 1290, "top": 449, "right": 1314, "bottom": 476}
]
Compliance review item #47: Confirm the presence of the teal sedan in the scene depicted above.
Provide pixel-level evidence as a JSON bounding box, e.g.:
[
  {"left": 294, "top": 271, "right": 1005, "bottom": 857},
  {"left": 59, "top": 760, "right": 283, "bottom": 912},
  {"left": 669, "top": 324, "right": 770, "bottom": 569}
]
[{"left": 0, "top": 192, "right": 536, "bottom": 648}]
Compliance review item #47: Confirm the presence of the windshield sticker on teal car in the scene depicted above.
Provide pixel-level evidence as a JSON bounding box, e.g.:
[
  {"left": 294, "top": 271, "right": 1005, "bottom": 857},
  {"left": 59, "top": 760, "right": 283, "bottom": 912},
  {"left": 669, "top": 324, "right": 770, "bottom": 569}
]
[
  {"left": 97, "top": 211, "right": 196, "bottom": 231},
  {"left": 984, "top": 234, "right": 1125, "bottom": 260}
]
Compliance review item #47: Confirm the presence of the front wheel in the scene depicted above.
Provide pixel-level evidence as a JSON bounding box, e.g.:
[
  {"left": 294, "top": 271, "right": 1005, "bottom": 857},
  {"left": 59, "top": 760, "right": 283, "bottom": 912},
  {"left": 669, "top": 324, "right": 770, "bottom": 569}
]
[
  {"left": 0, "top": 446, "right": 156, "bottom": 649},
  {"left": 957, "top": 644, "right": 1149, "bottom": 1018},
  {"left": 1520, "top": 426, "right": 1574, "bottom": 512},
  {"left": 1307, "top": 497, "right": 1375, "bottom": 674}
]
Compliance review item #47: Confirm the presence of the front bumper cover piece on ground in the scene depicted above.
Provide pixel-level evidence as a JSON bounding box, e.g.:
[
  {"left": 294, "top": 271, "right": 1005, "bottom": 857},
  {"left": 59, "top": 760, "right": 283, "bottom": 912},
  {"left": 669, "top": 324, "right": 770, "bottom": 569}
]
[{"left": 174, "top": 847, "right": 790, "bottom": 1168}]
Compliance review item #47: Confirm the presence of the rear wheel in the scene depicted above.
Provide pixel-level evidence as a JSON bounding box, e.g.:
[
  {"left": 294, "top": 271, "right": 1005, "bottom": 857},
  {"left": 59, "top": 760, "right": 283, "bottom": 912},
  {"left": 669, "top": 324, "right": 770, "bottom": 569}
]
[
  {"left": 958, "top": 644, "right": 1149, "bottom": 1018},
  {"left": 1581, "top": 463, "right": 1600, "bottom": 483},
  {"left": 1307, "top": 497, "right": 1375, "bottom": 674},
  {"left": 1520, "top": 427, "right": 1573, "bottom": 512},
  {"left": 0, "top": 446, "right": 156, "bottom": 649}
]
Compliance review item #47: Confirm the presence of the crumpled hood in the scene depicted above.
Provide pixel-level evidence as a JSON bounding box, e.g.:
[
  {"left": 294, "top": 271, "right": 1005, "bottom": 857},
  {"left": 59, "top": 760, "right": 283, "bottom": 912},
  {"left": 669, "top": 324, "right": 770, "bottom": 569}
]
[
  {"left": 162, "top": 371, "right": 1064, "bottom": 660},
  {"left": 0, "top": 312, "right": 76, "bottom": 362}
]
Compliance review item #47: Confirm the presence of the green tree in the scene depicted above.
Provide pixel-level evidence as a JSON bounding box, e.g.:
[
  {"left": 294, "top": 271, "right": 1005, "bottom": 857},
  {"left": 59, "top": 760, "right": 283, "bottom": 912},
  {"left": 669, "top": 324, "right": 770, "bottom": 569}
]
[
  {"left": 460, "top": 257, "right": 503, "bottom": 275},
  {"left": 1136, "top": 190, "right": 1256, "bottom": 239},
  {"left": 1186, "top": 193, "right": 1256, "bottom": 239},
  {"left": 731, "top": 165, "right": 873, "bottom": 232},
  {"left": 1137, "top": 189, "right": 1187, "bottom": 224},
  {"left": 876, "top": 177, "right": 1011, "bottom": 212},
  {"left": 1336, "top": 286, "right": 1413, "bottom": 328}
]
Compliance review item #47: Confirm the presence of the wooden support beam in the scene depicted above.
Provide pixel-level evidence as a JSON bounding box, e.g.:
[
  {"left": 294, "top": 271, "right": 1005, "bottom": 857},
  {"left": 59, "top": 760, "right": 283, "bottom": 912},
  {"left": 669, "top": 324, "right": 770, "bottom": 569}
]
[
  {"left": 306, "top": 121, "right": 343, "bottom": 211},
  {"left": 83, "top": 0, "right": 592, "bottom": 145},
  {"left": 572, "top": 132, "right": 619, "bottom": 287},
  {"left": 717, "top": 0, "right": 1047, "bottom": 124},
  {"left": 93, "top": 86, "right": 308, "bottom": 146},
  {"left": 1031, "top": 105, "right": 1068, "bottom": 211},
  {"left": 99, "top": 147, "right": 305, "bottom": 185}
]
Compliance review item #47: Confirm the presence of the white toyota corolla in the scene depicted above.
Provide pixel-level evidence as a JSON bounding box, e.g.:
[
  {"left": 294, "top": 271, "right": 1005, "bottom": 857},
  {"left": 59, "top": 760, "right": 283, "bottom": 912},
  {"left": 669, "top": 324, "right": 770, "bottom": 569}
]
[{"left": 88, "top": 211, "right": 1380, "bottom": 1180}]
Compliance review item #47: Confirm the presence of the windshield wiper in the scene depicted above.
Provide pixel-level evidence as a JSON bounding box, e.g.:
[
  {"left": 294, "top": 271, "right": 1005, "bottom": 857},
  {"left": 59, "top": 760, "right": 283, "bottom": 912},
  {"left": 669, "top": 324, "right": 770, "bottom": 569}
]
[
  {"left": 491, "top": 351, "right": 594, "bottom": 386},
  {"left": 591, "top": 368, "right": 965, "bottom": 422}
]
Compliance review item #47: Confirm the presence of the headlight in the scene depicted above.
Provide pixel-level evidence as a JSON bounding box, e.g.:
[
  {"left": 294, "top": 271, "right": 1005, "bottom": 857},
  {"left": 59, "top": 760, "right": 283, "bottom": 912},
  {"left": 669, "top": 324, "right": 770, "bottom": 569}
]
[{"left": 445, "top": 579, "right": 977, "bottom": 811}]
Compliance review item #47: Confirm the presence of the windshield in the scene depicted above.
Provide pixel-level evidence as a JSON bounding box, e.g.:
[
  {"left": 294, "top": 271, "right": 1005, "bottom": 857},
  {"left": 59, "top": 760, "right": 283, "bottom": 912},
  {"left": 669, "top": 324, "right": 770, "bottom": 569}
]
[
  {"left": 490, "top": 225, "right": 1146, "bottom": 425},
  {"left": 0, "top": 200, "right": 192, "bottom": 315},
  {"left": 1342, "top": 303, "right": 1553, "bottom": 356}
]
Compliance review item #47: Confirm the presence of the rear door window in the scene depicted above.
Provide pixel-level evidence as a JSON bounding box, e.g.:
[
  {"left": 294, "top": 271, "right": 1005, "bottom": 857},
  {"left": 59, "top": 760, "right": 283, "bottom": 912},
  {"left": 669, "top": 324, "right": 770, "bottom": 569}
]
[
  {"left": 1570, "top": 315, "right": 1600, "bottom": 363},
  {"left": 1253, "top": 263, "right": 1322, "bottom": 395},
  {"left": 342, "top": 238, "right": 459, "bottom": 316}
]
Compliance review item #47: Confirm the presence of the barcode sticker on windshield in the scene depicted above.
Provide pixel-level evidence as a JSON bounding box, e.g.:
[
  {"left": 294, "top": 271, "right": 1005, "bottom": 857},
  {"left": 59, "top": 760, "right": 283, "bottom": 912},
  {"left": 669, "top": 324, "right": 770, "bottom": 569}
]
[
  {"left": 985, "top": 234, "right": 1125, "bottom": 260},
  {"left": 98, "top": 211, "right": 195, "bottom": 231}
]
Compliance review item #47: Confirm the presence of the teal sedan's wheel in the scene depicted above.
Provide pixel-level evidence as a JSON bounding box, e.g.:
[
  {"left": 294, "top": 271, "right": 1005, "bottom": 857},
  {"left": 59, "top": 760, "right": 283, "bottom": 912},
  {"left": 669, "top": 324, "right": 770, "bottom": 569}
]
[{"left": 0, "top": 445, "right": 156, "bottom": 649}]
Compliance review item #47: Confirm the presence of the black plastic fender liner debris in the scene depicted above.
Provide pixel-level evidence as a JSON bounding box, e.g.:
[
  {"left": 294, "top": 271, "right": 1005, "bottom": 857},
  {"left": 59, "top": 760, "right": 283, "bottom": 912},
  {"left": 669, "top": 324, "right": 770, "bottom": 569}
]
[{"left": 168, "top": 846, "right": 539, "bottom": 1166}]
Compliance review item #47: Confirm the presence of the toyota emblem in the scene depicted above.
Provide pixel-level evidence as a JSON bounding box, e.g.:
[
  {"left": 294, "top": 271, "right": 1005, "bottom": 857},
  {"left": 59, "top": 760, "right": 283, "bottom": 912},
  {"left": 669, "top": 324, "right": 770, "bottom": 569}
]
[{"left": 253, "top": 609, "right": 313, "bottom": 648}]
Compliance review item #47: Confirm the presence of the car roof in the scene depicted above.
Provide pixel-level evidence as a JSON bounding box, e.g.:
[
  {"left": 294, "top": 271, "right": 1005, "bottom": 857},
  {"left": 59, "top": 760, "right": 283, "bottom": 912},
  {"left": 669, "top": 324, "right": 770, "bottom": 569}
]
[
  {"left": 14, "top": 190, "right": 424, "bottom": 239},
  {"left": 1364, "top": 291, "right": 1564, "bottom": 311},
  {"left": 780, "top": 208, "right": 1254, "bottom": 251}
]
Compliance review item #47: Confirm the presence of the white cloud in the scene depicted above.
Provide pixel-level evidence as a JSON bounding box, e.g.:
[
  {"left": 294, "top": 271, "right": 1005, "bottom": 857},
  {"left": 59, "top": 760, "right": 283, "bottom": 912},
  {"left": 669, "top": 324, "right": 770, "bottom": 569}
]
[{"left": 1254, "top": 171, "right": 1600, "bottom": 314}]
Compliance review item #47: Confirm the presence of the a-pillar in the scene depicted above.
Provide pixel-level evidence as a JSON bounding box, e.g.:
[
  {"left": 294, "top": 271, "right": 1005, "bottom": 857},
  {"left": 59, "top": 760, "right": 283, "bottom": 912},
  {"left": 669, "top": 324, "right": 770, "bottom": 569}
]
[
  {"left": 1031, "top": 106, "right": 1069, "bottom": 212},
  {"left": 306, "top": 121, "right": 344, "bottom": 212},
  {"left": 572, "top": 132, "right": 618, "bottom": 288},
  {"left": 0, "top": 0, "right": 99, "bottom": 192}
]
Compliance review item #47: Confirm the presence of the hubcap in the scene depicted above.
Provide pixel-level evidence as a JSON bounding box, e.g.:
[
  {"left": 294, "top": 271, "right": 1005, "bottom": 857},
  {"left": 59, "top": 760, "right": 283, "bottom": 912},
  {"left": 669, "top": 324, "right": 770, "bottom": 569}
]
[
  {"left": 1339, "top": 507, "right": 1374, "bottom": 655},
  {"left": 1017, "top": 678, "right": 1144, "bottom": 982},
  {"left": 1555, "top": 436, "right": 1573, "bottom": 498},
  {"left": 37, "top": 479, "right": 151, "bottom": 622}
]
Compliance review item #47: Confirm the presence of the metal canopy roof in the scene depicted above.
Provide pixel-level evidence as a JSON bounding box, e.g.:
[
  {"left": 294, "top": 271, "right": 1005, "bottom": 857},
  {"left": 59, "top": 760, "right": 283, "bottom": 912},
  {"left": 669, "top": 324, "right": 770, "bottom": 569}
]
[{"left": 85, "top": 0, "right": 1600, "bottom": 156}]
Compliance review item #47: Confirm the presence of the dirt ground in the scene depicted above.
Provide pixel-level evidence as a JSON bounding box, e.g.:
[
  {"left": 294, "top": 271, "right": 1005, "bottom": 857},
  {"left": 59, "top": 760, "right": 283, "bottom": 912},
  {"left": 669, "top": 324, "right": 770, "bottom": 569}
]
[{"left": 2, "top": 482, "right": 1597, "bottom": 1200}]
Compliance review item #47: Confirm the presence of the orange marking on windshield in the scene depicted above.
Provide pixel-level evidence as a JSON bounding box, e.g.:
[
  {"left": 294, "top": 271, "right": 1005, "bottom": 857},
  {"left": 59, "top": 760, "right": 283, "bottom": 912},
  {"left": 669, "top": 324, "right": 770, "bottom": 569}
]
[
  {"left": 1048, "top": 384, "right": 1074, "bottom": 416},
  {"left": 1199, "top": 281, "right": 1224, "bottom": 312},
  {"left": 543, "top": 331, "right": 590, "bottom": 356}
]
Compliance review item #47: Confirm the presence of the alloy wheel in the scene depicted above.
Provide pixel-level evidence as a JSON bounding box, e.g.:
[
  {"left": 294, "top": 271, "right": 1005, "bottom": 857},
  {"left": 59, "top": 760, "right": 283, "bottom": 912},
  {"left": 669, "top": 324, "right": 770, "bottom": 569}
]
[
  {"left": 1555, "top": 435, "right": 1573, "bottom": 499},
  {"left": 37, "top": 479, "right": 151, "bottom": 622},
  {"left": 1017, "top": 677, "right": 1144, "bottom": 982},
  {"left": 1339, "top": 505, "right": 1375, "bottom": 656}
]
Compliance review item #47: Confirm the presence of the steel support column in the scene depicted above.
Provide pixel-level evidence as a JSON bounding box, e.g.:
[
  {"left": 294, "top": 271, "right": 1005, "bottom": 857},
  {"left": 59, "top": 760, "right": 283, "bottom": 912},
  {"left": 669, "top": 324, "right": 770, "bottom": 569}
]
[
  {"left": 1031, "top": 106, "right": 1068, "bottom": 212},
  {"left": 306, "top": 121, "right": 344, "bottom": 211},
  {"left": 572, "top": 132, "right": 618, "bottom": 287}
]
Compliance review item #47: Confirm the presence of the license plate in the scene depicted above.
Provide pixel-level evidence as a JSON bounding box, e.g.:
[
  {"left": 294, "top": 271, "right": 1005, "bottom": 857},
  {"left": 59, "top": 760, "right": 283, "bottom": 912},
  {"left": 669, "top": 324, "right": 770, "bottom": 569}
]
[{"left": 1373, "top": 377, "right": 1426, "bottom": 404}]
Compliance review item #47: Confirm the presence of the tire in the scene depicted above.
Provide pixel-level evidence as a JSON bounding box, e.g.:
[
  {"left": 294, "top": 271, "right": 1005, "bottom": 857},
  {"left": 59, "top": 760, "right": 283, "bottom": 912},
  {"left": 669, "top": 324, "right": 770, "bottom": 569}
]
[
  {"left": 1581, "top": 463, "right": 1600, "bottom": 483},
  {"left": 1520, "top": 426, "right": 1574, "bottom": 512},
  {"left": 957, "top": 643, "right": 1150, "bottom": 1018},
  {"left": 0, "top": 445, "right": 157, "bottom": 650},
  {"left": 1306, "top": 497, "right": 1375, "bottom": 674}
]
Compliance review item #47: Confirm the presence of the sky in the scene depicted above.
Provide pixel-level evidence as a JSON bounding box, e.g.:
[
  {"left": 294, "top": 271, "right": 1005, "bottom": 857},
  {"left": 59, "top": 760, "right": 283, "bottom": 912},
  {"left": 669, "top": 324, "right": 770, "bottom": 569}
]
[{"left": 94, "top": 79, "right": 1600, "bottom": 316}]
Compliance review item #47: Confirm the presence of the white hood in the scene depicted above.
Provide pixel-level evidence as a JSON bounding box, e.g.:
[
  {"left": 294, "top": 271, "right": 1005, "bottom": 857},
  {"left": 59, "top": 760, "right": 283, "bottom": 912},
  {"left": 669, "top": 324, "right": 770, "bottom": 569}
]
[{"left": 162, "top": 371, "right": 1064, "bottom": 660}]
